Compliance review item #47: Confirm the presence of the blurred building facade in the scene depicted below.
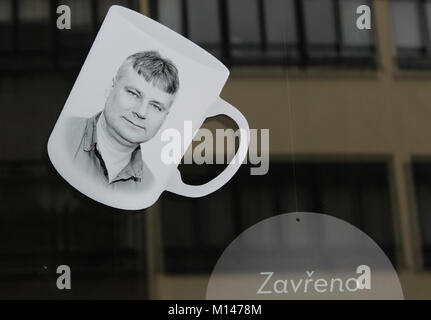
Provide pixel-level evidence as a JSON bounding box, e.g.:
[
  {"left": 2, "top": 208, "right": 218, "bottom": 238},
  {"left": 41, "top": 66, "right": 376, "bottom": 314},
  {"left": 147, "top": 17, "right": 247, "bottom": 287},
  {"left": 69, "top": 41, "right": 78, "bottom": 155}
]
[{"left": 1, "top": 0, "right": 431, "bottom": 299}]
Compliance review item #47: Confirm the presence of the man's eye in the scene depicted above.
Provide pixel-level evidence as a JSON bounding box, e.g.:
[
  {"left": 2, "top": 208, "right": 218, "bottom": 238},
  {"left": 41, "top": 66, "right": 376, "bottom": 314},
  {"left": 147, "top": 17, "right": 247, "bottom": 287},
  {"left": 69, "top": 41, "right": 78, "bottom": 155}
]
[
  {"left": 152, "top": 104, "right": 162, "bottom": 111},
  {"left": 127, "top": 90, "right": 138, "bottom": 98}
]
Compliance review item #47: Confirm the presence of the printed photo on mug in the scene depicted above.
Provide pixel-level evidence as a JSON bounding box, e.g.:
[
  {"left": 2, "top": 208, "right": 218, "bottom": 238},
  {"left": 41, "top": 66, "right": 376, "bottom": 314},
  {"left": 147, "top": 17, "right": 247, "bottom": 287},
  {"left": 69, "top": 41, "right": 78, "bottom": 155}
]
[
  {"left": 48, "top": 6, "right": 250, "bottom": 210},
  {"left": 63, "top": 50, "right": 178, "bottom": 193}
]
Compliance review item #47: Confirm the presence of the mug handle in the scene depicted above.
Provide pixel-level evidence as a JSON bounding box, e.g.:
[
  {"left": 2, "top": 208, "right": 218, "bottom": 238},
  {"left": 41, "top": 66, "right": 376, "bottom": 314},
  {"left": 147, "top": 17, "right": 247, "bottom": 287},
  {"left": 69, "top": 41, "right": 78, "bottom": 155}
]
[{"left": 166, "top": 97, "right": 250, "bottom": 198}]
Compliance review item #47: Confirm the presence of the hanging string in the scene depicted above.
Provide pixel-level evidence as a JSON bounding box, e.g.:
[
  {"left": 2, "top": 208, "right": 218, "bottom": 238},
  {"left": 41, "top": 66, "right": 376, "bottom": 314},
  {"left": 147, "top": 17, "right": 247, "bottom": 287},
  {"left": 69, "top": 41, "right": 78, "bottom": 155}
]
[{"left": 280, "top": 0, "right": 299, "bottom": 213}]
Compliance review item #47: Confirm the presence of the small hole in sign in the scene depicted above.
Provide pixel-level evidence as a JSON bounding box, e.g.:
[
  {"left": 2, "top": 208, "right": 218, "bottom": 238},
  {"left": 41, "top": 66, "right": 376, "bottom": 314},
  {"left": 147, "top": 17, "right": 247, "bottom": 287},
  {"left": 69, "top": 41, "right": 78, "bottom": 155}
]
[{"left": 296, "top": 218, "right": 300, "bottom": 222}]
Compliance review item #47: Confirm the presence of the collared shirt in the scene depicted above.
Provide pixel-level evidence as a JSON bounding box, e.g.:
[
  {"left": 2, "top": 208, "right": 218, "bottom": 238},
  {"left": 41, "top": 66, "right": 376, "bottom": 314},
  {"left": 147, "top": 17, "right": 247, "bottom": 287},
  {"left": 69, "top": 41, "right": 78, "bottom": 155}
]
[
  {"left": 65, "top": 112, "right": 150, "bottom": 192},
  {"left": 96, "top": 113, "right": 137, "bottom": 183}
]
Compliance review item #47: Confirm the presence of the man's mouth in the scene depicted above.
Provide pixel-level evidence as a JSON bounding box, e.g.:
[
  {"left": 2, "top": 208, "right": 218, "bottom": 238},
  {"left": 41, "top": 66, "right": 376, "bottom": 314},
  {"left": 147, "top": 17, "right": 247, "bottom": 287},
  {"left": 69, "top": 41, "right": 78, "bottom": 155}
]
[{"left": 122, "top": 116, "right": 146, "bottom": 130}]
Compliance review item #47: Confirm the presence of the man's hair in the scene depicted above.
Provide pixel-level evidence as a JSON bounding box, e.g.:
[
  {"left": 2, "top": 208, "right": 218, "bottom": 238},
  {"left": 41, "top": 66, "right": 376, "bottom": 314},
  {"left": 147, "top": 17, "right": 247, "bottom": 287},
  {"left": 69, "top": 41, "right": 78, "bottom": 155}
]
[{"left": 115, "top": 51, "right": 179, "bottom": 94}]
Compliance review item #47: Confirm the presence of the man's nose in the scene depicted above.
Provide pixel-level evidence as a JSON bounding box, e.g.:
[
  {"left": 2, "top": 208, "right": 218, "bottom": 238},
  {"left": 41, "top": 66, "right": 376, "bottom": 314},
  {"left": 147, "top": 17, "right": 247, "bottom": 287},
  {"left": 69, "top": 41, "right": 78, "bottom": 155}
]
[{"left": 133, "top": 101, "right": 148, "bottom": 119}]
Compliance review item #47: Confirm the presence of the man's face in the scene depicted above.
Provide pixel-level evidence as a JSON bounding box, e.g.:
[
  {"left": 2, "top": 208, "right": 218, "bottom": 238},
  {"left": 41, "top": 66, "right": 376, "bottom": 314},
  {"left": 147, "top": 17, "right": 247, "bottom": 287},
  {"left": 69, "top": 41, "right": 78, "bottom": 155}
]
[{"left": 104, "top": 66, "right": 175, "bottom": 147}]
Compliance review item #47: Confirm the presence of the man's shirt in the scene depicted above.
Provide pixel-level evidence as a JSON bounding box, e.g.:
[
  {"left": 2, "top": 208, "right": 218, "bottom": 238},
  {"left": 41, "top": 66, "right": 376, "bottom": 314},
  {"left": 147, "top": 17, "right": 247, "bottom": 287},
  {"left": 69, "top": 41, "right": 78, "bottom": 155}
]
[
  {"left": 95, "top": 112, "right": 139, "bottom": 183},
  {"left": 64, "top": 112, "right": 152, "bottom": 193}
]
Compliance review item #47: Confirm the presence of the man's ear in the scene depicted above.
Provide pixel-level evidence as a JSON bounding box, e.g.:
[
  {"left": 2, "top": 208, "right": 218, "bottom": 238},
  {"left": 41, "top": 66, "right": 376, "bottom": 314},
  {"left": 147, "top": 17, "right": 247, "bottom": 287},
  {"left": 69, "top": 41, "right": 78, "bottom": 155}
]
[{"left": 104, "top": 78, "right": 115, "bottom": 98}]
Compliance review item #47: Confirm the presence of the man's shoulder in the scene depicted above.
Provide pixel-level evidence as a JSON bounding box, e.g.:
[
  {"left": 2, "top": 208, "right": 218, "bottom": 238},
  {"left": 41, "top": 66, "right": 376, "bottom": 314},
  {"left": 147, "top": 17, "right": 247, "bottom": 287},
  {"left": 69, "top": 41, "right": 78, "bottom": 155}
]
[
  {"left": 64, "top": 116, "right": 88, "bottom": 131},
  {"left": 62, "top": 116, "right": 91, "bottom": 158}
]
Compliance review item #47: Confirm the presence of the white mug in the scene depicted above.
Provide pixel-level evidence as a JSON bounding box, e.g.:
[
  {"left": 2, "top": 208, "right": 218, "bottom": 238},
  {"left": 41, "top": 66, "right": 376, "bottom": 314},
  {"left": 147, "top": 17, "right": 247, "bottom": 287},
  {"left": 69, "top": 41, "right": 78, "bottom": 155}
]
[{"left": 47, "top": 5, "right": 250, "bottom": 210}]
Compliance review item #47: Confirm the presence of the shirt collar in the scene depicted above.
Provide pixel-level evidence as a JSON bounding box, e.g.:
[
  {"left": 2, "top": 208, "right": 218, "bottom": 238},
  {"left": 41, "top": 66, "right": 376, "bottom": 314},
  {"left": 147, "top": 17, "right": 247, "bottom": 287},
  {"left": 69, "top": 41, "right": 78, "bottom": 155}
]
[{"left": 83, "top": 112, "right": 144, "bottom": 183}]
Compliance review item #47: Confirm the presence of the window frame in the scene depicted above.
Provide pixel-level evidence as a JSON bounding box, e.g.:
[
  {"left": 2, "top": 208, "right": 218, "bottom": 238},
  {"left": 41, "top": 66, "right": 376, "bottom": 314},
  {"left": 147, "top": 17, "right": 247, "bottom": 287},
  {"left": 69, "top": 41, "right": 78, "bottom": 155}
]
[
  {"left": 410, "top": 159, "right": 431, "bottom": 269},
  {"left": 0, "top": 160, "right": 148, "bottom": 285},
  {"left": 160, "top": 160, "right": 397, "bottom": 274},
  {"left": 0, "top": 0, "right": 140, "bottom": 74},
  {"left": 149, "top": 0, "right": 376, "bottom": 68},
  {"left": 391, "top": 0, "right": 431, "bottom": 69}
]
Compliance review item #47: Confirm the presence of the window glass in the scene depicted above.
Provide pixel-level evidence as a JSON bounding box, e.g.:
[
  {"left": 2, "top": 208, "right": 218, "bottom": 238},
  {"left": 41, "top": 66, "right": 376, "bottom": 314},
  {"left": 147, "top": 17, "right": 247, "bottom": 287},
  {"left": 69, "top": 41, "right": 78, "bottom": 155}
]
[
  {"left": 161, "top": 162, "right": 396, "bottom": 273},
  {"left": 187, "top": 0, "right": 220, "bottom": 43},
  {"left": 0, "top": 163, "right": 149, "bottom": 298},
  {"left": 265, "top": 0, "right": 297, "bottom": 45},
  {"left": 228, "top": 0, "right": 261, "bottom": 58},
  {"left": 390, "top": 0, "right": 422, "bottom": 49},
  {"left": 162, "top": 194, "right": 196, "bottom": 249},
  {"left": 152, "top": 0, "right": 375, "bottom": 66},
  {"left": 98, "top": 0, "right": 131, "bottom": 23},
  {"left": 19, "top": 0, "right": 49, "bottom": 22},
  {"left": 240, "top": 189, "right": 278, "bottom": 248},
  {"left": 19, "top": 0, "right": 51, "bottom": 52},
  {"left": 304, "top": 0, "right": 337, "bottom": 59},
  {"left": 228, "top": 0, "right": 260, "bottom": 44},
  {"left": 412, "top": 163, "right": 431, "bottom": 268},
  {"left": 264, "top": 0, "right": 298, "bottom": 60},
  {"left": 0, "top": 0, "right": 12, "bottom": 51},
  {"left": 197, "top": 188, "right": 236, "bottom": 248},
  {"left": 426, "top": 0, "right": 431, "bottom": 44},
  {"left": 187, "top": 0, "right": 220, "bottom": 56},
  {"left": 60, "top": 0, "right": 92, "bottom": 28},
  {"left": 304, "top": 0, "right": 336, "bottom": 45},
  {"left": 340, "top": 0, "right": 373, "bottom": 46},
  {"left": 59, "top": 0, "right": 93, "bottom": 68},
  {"left": 0, "top": 0, "right": 12, "bottom": 22},
  {"left": 158, "top": 0, "right": 183, "bottom": 34}
]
